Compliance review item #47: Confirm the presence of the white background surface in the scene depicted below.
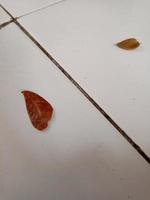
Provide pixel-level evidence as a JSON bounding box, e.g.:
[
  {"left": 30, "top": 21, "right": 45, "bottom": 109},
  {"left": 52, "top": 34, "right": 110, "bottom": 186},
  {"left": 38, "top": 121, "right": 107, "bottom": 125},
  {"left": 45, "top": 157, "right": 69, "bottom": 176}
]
[{"left": 0, "top": 1, "right": 150, "bottom": 200}]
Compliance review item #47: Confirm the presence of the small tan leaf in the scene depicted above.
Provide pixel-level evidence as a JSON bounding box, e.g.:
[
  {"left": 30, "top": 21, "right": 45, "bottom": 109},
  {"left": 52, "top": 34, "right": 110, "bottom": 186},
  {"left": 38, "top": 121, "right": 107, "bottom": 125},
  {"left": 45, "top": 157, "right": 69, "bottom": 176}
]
[
  {"left": 22, "top": 90, "right": 53, "bottom": 131},
  {"left": 116, "top": 38, "right": 140, "bottom": 50}
]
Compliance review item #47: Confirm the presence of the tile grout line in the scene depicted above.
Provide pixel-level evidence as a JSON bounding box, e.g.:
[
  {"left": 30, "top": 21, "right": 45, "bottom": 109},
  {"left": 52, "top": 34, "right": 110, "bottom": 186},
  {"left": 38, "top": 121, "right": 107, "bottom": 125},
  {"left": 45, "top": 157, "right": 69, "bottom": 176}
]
[
  {"left": 0, "top": 4, "right": 15, "bottom": 19},
  {"left": 0, "top": 4, "right": 16, "bottom": 29},
  {"left": 1, "top": 4, "right": 150, "bottom": 165},
  {"left": 0, "top": 19, "right": 13, "bottom": 30},
  {"left": 17, "top": 0, "right": 68, "bottom": 19}
]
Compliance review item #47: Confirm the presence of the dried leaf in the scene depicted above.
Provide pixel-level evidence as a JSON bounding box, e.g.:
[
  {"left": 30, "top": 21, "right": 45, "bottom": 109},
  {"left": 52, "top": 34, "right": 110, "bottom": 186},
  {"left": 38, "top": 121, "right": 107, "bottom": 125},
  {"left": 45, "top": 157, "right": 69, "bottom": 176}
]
[
  {"left": 116, "top": 38, "right": 140, "bottom": 50},
  {"left": 22, "top": 90, "right": 53, "bottom": 131}
]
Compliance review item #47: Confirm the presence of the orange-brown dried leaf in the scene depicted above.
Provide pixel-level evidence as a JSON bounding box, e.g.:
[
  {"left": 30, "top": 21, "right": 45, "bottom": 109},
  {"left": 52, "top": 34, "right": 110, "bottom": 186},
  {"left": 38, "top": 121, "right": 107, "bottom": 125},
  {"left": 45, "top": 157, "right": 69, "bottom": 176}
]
[
  {"left": 22, "top": 90, "right": 53, "bottom": 131},
  {"left": 116, "top": 38, "right": 140, "bottom": 50}
]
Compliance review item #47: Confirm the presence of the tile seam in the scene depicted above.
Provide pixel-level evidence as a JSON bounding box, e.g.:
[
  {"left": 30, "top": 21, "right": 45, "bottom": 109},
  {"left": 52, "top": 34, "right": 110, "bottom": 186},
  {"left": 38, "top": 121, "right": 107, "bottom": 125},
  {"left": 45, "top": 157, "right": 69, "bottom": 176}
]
[
  {"left": 17, "top": 0, "right": 67, "bottom": 19},
  {"left": 1, "top": 0, "right": 67, "bottom": 20},
  {"left": 0, "top": 19, "right": 13, "bottom": 30}
]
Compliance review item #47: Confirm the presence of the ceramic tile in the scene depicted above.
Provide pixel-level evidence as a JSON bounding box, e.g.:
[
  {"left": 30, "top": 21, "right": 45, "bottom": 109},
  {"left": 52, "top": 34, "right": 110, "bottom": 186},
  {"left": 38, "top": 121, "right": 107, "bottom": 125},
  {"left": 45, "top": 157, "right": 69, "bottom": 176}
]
[
  {"left": 0, "top": 22, "right": 150, "bottom": 200},
  {"left": 20, "top": 0, "right": 150, "bottom": 156},
  {"left": 0, "top": 0, "right": 65, "bottom": 17},
  {"left": 0, "top": 6, "right": 11, "bottom": 25}
]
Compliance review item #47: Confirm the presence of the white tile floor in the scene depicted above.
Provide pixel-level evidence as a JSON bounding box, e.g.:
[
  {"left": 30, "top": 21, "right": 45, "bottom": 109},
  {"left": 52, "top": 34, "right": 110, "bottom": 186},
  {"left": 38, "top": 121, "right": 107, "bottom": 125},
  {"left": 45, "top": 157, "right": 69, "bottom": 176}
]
[
  {"left": 19, "top": 0, "right": 150, "bottom": 157},
  {"left": 0, "top": 1, "right": 150, "bottom": 200}
]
